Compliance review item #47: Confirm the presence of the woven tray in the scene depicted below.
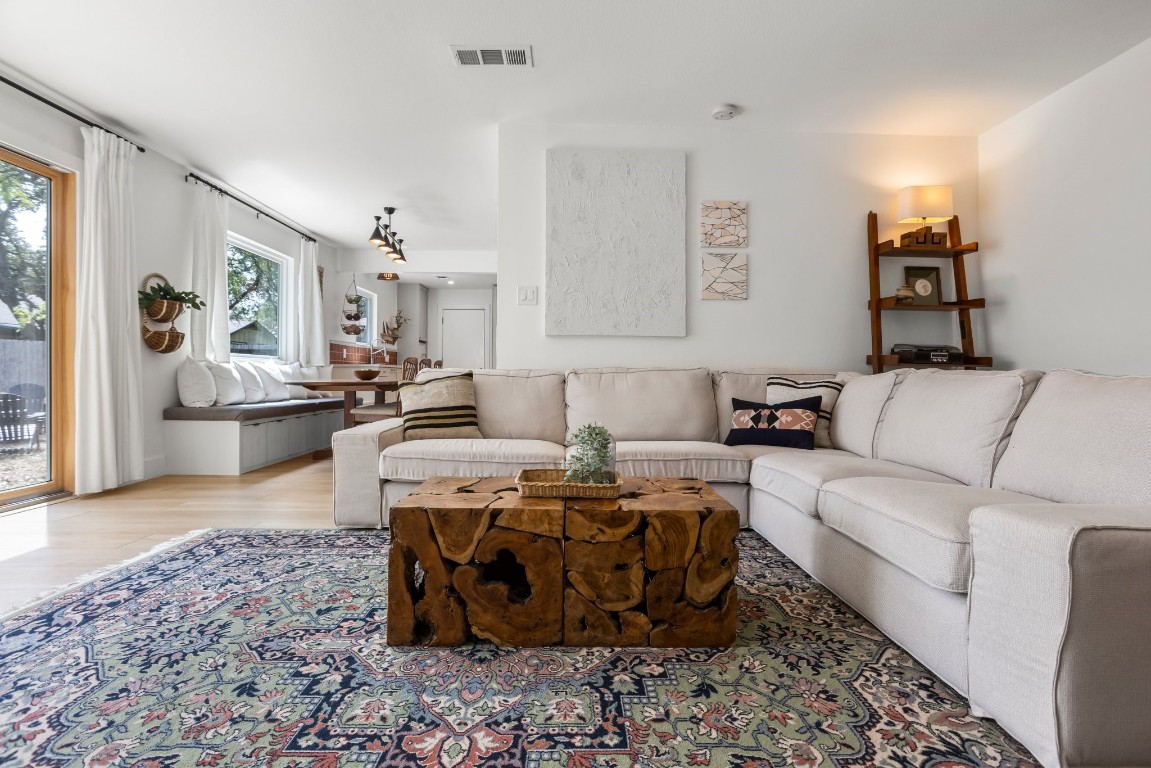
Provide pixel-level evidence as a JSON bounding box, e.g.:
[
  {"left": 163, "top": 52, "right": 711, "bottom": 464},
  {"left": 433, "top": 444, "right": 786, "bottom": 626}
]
[{"left": 515, "top": 468, "right": 622, "bottom": 499}]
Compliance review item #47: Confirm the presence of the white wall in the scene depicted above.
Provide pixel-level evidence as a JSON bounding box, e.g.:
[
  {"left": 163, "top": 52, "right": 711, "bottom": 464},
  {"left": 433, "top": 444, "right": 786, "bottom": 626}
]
[
  {"left": 427, "top": 287, "right": 495, "bottom": 364},
  {"left": 497, "top": 122, "right": 979, "bottom": 370},
  {"left": 0, "top": 86, "right": 336, "bottom": 481},
  {"left": 979, "top": 37, "right": 1151, "bottom": 375}
]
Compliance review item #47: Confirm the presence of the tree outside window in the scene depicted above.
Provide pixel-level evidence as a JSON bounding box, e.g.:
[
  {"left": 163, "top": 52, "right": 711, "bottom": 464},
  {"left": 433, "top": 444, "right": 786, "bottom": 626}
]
[{"left": 227, "top": 242, "right": 282, "bottom": 357}]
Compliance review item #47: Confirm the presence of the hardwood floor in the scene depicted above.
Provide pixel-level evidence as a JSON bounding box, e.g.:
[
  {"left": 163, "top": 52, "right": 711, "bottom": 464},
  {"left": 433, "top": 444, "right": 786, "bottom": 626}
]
[{"left": 0, "top": 457, "right": 337, "bottom": 613}]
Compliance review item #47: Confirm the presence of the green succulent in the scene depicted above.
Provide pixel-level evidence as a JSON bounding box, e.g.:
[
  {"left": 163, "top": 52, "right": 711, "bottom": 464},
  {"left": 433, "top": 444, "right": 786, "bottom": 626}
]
[{"left": 564, "top": 423, "right": 616, "bottom": 484}]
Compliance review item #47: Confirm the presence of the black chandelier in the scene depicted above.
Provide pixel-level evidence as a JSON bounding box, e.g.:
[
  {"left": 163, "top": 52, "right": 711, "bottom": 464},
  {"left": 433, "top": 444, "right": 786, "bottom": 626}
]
[{"left": 368, "top": 206, "right": 407, "bottom": 264}]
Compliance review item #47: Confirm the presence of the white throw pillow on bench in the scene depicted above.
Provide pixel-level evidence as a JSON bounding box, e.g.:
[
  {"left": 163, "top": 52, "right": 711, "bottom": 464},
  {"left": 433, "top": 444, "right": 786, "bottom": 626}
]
[
  {"left": 205, "top": 362, "right": 245, "bottom": 405},
  {"left": 176, "top": 357, "right": 216, "bottom": 407},
  {"left": 252, "top": 361, "right": 290, "bottom": 402},
  {"left": 234, "top": 361, "right": 267, "bottom": 403}
]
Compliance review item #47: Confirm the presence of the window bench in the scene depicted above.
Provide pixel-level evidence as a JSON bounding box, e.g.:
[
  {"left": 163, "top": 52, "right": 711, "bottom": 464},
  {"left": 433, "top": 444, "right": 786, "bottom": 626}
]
[{"left": 163, "top": 398, "right": 345, "bottom": 474}]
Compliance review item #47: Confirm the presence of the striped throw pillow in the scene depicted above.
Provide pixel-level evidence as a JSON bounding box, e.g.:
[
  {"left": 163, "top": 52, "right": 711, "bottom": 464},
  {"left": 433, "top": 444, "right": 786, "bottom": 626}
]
[
  {"left": 763, "top": 377, "right": 845, "bottom": 449},
  {"left": 399, "top": 372, "right": 482, "bottom": 440}
]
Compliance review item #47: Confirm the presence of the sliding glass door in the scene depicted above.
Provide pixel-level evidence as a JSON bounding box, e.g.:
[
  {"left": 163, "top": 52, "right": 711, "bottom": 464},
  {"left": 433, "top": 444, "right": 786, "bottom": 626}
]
[{"left": 0, "top": 147, "right": 73, "bottom": 504}]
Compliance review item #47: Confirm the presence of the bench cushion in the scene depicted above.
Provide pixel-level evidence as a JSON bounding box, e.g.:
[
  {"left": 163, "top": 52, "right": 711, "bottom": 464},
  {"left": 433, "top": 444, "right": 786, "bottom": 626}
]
[
  {"left": 749, "top": 450, "right": 960, "bottom": 518},
  {"left": 820, "top": 478, "right": 1043, "bottom": 592},
  {"left": 381, "top": 438, "right": 565, "bottom": 481},
  {"left": 163, "top": 397, "right": 343, "bottom": 422}
]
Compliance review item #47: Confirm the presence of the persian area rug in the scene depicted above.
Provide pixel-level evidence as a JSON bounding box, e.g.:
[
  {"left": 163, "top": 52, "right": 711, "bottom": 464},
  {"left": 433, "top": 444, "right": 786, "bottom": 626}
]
[{"left": 0, "top": 530, "right": 1037, "bottom": 768}]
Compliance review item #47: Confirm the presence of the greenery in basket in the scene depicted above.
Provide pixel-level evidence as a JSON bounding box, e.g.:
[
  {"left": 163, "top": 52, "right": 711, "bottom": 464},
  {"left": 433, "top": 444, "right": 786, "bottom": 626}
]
[
  {"left": 564, "top": 423, "right": 615, "bottom": 484},
  {"left": 137, "top": 283, "right": 206, "bottom": 311}
]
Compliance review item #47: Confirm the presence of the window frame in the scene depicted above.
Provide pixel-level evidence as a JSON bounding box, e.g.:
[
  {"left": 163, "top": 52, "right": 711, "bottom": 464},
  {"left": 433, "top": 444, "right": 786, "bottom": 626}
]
[
  {"left": 354, "top": 285, "right": 377, "bottom": 346},
  {"left": 225, "top": 233, "right": 294, "bottom": 362},
  {"left": 0, "top": 145, "right": 76, "bottom": 506}
]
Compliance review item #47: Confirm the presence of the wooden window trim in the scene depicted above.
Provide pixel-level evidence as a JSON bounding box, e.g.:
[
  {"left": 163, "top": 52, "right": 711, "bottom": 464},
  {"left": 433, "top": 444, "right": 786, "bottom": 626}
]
[{"left": 0, "top": 146, "right": 75, "bottom": 504}]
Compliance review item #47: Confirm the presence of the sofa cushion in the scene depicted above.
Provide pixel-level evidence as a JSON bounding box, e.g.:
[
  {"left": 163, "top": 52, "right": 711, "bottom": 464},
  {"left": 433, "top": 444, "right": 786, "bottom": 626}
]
[
  {"left": 749, "top": 450, "right": 961, "bottom": 518},
  {"left": 399, "top": 372, "right": 483, "bottom": 440},
  {"left": 993, "top": 369, "right": 1151, "bottom": 504},
  {"left": 874, "top": 369, "right": 1043, "bottom": 487},
  {"left": 472, "top": 370, "right": 566, "bottom": 443},
  {"left": 724, "top": 396, "right": 821, "bottom": 449},
  {"left": 381, "top": 438, "right": 565, "bottom": 481},
  {"left": 763, "top": 377, "right": 845, "bottom": 448},
  {"left": 820, "top": 477, "right": 1043, "bottom": 592},
  {"left": 595, "top": 440, "right": 750, "bottom": 483},
  {"left": 829, "top": 371, "right": 899, "bottom": 458},
  {"left": 712, "top": 370, "right": 845, "bottom": 443},
  {"left": 566, "top": 367, "right": 718, "bottom": 442}
]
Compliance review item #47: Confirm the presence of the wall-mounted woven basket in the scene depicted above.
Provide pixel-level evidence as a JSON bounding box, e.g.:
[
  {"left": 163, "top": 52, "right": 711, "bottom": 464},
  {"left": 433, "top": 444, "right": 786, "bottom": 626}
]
[{"left": 139, "top": 272, "right": 186, "bottom": 354}]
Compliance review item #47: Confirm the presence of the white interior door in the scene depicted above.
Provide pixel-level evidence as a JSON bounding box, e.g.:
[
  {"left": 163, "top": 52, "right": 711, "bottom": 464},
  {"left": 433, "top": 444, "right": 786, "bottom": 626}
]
[{"left": 441, "top": 308, "right": 488, "bottom": 368}]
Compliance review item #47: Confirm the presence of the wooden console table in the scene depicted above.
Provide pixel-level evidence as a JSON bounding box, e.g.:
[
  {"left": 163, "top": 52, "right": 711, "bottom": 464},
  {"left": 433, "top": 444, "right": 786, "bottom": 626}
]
[{"left": 388, "top": 476, "right": 739, "bottom": 648}]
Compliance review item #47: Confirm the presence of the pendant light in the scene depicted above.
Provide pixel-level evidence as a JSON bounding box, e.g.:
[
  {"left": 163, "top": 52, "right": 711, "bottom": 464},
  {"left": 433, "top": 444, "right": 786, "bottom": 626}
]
[{"left": 368, "top": 206, "right": 404, "bottom": 259}]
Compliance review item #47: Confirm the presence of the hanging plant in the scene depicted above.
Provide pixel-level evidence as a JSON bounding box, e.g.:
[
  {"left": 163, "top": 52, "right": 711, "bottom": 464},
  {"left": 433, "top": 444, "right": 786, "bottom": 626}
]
[{"left": 137, "top": 283, "right": 206, "bottom": 321}]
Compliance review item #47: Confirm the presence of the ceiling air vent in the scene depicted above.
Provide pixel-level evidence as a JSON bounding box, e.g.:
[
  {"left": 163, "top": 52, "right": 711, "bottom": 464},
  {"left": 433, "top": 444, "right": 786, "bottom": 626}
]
[{"left": 450, "top": 45, "right": 534, "bottom": 67}]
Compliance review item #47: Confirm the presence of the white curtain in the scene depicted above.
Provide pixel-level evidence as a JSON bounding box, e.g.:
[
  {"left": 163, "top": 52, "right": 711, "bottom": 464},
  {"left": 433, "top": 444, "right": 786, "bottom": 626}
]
[
  {"left": 189, "top": 184, "right": 230, "bottom": 362},
  {"left": 74, "top": 127, "right": 144, "bottom": 494},
  {"left": 295, "top": 238, "right": 327, "bottom": 366}
]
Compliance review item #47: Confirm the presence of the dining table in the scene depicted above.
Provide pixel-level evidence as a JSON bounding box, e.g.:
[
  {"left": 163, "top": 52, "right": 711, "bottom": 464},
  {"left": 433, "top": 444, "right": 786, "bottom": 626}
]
[{"left": 285, "top": 378, "right": 401, "bottom": 429}]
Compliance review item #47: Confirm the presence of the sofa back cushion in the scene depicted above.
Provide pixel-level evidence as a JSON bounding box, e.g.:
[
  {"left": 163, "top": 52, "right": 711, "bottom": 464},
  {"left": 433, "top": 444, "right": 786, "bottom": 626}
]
[
  {"left": 993, "top": 369, "right": 1151, "bottom": 504},
  {"left": 875, "top": 369, "right": 1043, "bottom": 487},
  {"left": 472, "top": 370, "right": 567, "bottom": 443},
  {"left": 712, "top": 370, "right": 846, "bottom": 443},
  {"left": 829, "top": 371, "right": 900, "bottom": 458},
  {"left": 567, "top": 367, "right": 718, "bottom": 442}
]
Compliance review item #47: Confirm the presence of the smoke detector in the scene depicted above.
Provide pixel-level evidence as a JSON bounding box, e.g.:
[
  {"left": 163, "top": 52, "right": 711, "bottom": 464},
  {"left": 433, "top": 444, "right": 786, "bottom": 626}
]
[
  {"left": 711, "top": 104, "right": 739, "bottom": 121},
  {"left": 451, "top": 45, "right": 534, "bottom": 67}
]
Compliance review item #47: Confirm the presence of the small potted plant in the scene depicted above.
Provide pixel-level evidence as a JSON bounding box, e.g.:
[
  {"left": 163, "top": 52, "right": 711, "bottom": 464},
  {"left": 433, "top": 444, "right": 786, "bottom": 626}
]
[
  {"left": 564, "top": 423, "right": 617, "bottom": 484},
  {"left": 379, "top": 310, "right": 409, "bottom": 345},
  {"left": 137, "top": 283, "right": 206, "bottom": 323}
]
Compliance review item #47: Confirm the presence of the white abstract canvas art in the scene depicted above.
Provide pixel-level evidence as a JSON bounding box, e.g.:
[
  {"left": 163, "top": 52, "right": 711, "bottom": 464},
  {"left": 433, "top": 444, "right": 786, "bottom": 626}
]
[
  {"left": 545, "top": 148, "right": 686, "bottom": 336},
  {"left": 701, "top": 252, "right": 748, "bottom": 300}
]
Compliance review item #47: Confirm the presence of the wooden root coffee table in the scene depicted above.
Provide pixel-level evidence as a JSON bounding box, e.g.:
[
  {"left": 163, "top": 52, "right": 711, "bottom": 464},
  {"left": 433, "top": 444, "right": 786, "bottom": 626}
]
[{"left": 387, "top": 475, "right": 738, "bottom": 647}]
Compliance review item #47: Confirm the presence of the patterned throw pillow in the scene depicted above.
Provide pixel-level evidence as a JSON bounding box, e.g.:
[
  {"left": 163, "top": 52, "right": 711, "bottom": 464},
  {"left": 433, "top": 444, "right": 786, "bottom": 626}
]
[
  {"left": 723, "top": 396, "right": 822, "bottom": 449},
  {"left": 399, "top": 372, "right": 482, "bottom": 440},
  {"left": 764, "top": 377, "right": 844, "bottom": 448}
]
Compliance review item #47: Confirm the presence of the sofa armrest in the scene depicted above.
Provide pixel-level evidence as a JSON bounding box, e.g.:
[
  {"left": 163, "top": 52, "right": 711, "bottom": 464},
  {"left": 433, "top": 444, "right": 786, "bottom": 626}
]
[
  {"left": 332, "top": 419, "right": 405, "bottom": 528},
  {"left": 968, "top": 503, "right": 1151, "bottom": 768}
]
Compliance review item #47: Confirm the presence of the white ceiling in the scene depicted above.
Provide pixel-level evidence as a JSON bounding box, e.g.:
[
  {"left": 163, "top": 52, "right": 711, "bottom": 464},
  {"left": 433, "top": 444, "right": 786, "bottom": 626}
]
[{"left": 2, "top": 1, "right": 1151, "bottom": 251}]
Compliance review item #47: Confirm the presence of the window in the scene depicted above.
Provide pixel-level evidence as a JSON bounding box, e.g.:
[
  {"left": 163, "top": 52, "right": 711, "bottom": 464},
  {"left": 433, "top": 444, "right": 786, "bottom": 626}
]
[
  {"left": 0, "top": 146, "right": 74, "bottom": 504},
  {"left": 354, "top": 287, "right": 376, "bottom": 345},
  {"left": 227, "top": 235, "right": 291, "bottom": 358}
]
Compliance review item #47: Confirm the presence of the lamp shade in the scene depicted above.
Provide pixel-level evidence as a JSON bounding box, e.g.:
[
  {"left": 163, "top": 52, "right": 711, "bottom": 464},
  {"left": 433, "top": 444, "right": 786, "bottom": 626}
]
[
  {"left": 896, "top": 186, "right": 954, "bottom": 224},
  {"left": 368, "top": 217, "right": 388, "bottom": 246}
]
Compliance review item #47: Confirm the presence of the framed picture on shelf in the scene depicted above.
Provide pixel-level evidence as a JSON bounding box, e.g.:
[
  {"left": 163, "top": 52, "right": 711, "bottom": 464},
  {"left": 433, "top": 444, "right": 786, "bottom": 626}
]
[{"left": 904, "top": 266, "right": 942, "bottom": 306}]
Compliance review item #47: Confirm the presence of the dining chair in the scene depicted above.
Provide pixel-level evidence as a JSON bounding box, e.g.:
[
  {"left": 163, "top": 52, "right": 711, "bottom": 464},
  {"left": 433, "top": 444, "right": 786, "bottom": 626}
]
[
  {"left": 432, "top": 360, "right": 443, "bottom": 369},
  {"left": 354, "top": 355, "right": 422, "bottom": 423},
  {"left": 0, "top": 393, "right": 35, "bottom": 451},
  {"left": 418, "top": 358, "right": 432, "bottom": 371}
]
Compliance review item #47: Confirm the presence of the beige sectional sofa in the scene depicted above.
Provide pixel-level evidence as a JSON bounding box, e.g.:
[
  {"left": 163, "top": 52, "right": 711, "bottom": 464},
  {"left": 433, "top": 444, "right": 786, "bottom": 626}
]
[{"left": 332, "top": 365, "right": 1151, "bottom": 768}]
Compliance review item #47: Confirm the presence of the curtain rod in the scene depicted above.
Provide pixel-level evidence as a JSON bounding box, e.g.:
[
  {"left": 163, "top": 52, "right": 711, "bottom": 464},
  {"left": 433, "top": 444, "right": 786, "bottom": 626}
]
[
  {"left": 0, "top": 74, "right": 145, "bottom": 153},
  {"left": 185, "top": 172, "right": 316, "bottom": 243}
]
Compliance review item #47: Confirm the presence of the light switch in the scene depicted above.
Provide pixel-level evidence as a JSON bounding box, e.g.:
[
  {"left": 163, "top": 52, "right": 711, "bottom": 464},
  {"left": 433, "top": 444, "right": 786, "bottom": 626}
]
[{"left": 517, "top": 285, "right": 538, "bottom": 305}]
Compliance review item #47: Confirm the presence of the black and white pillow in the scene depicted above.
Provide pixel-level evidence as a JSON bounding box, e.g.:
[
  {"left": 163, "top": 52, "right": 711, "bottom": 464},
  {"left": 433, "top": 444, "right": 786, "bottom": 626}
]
[
  {"left": 399, "top": 372, "right": 482, "bottom": 440},
  {"left": 764, "top": 377, "right": 844, "bottom": 449}
]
